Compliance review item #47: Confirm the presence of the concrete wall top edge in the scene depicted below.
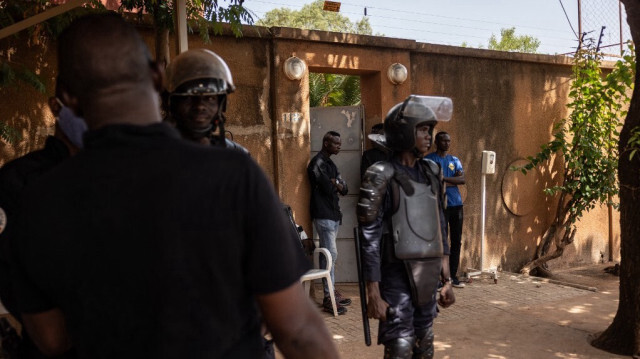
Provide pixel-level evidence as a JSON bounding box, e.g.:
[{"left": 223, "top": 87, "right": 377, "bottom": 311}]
[
  {"left": 414, "top": 42, "right": 574, "bottom": 66},
  {"left": 119, "top": 15, "right": 619, "bottom": 69},
  {"left": 268, "top": 26, "right": 417, "bottom": 49}
]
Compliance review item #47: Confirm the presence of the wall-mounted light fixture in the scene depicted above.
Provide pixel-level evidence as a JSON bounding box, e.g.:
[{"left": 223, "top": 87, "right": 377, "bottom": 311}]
[
  {"left": 283, "top": 56, "right": 307, "bottom": 81},
  {"left": 387, "top": 63, "right": 408, "bottom": 85}
]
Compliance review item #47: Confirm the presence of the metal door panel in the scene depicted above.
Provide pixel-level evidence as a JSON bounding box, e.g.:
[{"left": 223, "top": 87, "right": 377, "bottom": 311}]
[
  {"left": 336, "top": 238, "right": 358, "bottom": 282},
  {"left": 330, "top": 152, "right": 361, "bottom": 200},
  {"left": 335, "top": 195, "right": 359, "bottom": 239},
  {"left": 309, "top": 105, "right": 363, "bottom": 283},
  {"left": 310, "top": 106, "right": 362, "bottom": 152}
]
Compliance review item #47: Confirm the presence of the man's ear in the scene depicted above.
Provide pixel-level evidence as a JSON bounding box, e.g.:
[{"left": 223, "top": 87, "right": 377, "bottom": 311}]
[{"left": 149, "top": 60, "right": 164, "bottom": 94}]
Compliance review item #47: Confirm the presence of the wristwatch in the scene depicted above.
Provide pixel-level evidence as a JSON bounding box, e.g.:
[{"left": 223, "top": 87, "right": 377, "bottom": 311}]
[{"left": 442, "top": 277, "right": 452, "bottom": 284}]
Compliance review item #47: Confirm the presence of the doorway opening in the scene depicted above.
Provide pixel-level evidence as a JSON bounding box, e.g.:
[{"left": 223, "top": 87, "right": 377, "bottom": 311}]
[{"left": 309, "top": 72, "right": 363, "bottom": 283}]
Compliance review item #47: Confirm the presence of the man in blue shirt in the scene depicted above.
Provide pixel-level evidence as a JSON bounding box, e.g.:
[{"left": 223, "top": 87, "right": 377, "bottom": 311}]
[{"left": 426, "top": 131, "right": 466, "bottom": 288}]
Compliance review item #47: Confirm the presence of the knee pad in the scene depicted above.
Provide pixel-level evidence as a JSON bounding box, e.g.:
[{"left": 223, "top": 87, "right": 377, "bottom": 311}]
[
  {"left": 383, "top": 337, "right": 416, "bottom": 359},
  {"left": 413, "top": 326, "right": 434, "bottom": 359}
]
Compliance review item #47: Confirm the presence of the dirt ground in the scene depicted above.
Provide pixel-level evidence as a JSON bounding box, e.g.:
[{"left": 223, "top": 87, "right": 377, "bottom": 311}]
[
  {"left": 1, "top": 264, "right": 622, "bottom": 359},
  {"left": 295, "top": 263, "right": 625, "bottom": 359}
]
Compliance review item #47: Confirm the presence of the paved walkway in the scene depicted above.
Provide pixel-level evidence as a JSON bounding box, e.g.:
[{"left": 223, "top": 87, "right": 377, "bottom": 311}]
[{"left": 295, "top": 265, "right": 624, "bottom": 359}]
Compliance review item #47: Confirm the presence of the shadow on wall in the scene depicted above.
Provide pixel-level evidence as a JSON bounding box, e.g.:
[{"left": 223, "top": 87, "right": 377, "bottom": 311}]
[
  {"left": 493, "top": 67, "right": 571, "bottom": 272},
  {"left": 438, "top": 58, "right": 573, "bottom": 273},
  {"left": 0, "top": 34, "right": 59, "bottom": 166},
  {"left": 282, "top": 50, "right": 379, "bottom": 233}
]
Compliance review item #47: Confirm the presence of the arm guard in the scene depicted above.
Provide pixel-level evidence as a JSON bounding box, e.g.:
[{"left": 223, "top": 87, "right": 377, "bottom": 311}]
[{"left": 357, "top": 162, "right": 394, "bottom": 225}]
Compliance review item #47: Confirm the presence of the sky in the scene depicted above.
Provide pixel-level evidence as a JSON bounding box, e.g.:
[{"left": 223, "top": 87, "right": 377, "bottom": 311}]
[{"left": 242, "top": 0, "right": 632, "bottom": 56}]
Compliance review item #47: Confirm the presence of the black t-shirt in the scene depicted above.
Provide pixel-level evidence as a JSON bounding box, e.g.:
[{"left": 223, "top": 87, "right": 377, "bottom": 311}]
[
  {"left": 0, "top": 136, "right": 70, "bottom": 316},
  {"left": 307, "top": 152, "right": 344, "bottom": 221},
  {"left": 12, "top": 123, "right": 309, "bottom": 358}
]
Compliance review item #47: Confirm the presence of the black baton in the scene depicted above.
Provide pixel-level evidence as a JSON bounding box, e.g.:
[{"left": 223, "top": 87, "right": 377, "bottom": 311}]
[{"left": 353, "top": 226, "right": 371, "bottom": 346}]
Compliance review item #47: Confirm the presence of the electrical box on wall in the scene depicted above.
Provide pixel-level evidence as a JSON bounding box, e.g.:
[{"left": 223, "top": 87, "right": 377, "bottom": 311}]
[{"left": 481, "top": 150, "right": 496, "bottom": 174}]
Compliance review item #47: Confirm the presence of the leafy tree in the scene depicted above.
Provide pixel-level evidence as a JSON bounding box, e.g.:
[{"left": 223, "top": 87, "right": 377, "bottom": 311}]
[
  {"left": 488, "top": 27, "right": 540, "bottom": 53},
  {"left": 309, "top": 73, "right": 360, "bottom": 107},
  {"left": 591, "top": 0, "right": 640, "bottom": 356},
  {"left": 119, "top": 0, "right": 254, "bottom": 66},
  {"left": 256, "top": 0, "right": 370, "bottom": 107},
  {"left": 0, "top": 1, "right": 104, "bottom": 89},
  {"left": 0, "top": 122, "right": 21, "bottom": 144},
  {"left": 460, "top": 41, "right": 483, "bottom": 49},
  {"left": 255, "top": 0, "right": 371, "bottom": 35},
  {"left": 0, "top": 0, "right": 105, "bottom": 144},
  {"left": 516, "top": 39, "right": 634, "bottom": 277},
  {"left": 0, "top": 0, "right": 252, "bottom": 143}
]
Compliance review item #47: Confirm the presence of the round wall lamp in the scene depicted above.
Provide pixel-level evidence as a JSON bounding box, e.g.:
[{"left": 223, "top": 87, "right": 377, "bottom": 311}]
[
  {"left": 387, "top": 63, "right": 408, "bottom": 85},
  {"left": 283, "top": 56, "right": 307, "bottom": 81}
]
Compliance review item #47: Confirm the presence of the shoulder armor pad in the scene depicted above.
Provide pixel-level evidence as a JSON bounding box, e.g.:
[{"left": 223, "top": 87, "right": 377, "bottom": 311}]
[
  {"left": 421, "top": 158, "right": 446, "bottom": 205},
  {"left": 421, "top": 158, "right": 441, "bottom": 177},
  {"left": 357, "top": 161, "right": 394, "bottom": 224}
]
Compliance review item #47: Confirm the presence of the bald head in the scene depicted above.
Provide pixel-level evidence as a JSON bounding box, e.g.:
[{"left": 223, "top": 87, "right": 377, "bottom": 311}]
[{"left": 57, "top": 13, "right": 153, "bottom": 101}]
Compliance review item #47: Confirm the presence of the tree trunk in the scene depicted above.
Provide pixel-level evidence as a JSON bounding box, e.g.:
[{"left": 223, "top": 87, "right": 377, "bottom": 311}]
[
  {"left": 155, "top": 27, "right": 170, "bottom": 68},
  {"left": 520, "top": 224, "right": 576, "bottom": 275},
  {"left": 591, "top": 1, "right": 640, "bottom": 356}
]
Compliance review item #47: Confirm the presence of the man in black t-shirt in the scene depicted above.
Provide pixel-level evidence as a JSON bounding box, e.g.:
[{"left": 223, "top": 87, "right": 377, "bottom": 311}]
[
  {"left": 11, "top": 13, "right": 338, "bottom": 359},
  {"left": 307, "top": 131, "right": 351, "bottom": 315},
  {"left": 0, "top": 94, "right": 82, "bottom": 359}
]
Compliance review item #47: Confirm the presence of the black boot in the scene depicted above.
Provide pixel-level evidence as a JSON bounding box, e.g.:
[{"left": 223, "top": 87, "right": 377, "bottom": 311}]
[
  {"left": 413, "top": 326, "right": 434, "bottom": 359},
  {"left": 322, "top": 297, "right": 346, "bottom": 315},
  {"left": 383, "top": 337, "right": 415, "bottom": 359}
]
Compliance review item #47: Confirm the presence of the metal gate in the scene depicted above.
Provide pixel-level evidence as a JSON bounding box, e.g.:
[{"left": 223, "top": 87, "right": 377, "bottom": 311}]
[{"left": 310, "top": 105, "right": 364, "bottom": 283}]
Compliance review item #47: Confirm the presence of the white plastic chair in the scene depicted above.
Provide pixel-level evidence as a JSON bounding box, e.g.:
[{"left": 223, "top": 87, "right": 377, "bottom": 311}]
[{"left": 300, "top": 247, "right": 338, "bottom": 317}]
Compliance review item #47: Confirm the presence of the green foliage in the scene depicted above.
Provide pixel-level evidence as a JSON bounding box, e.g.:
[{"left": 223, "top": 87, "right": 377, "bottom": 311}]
[
  {"left": 0, "top": 1, "right": 105, "bottom": 39},
  {"left": 622, "top": 45, "right": 640, "bottom": 162},
  {"left": 309, "top": 73, "right": 360, "bottom": 107},
  {"left": 257, "top": 0, "right": 367, "bottom": 107},
  {"left": 0, "top": 1, "right": 104, "bottom": 92},
  {"left": 1, "top": 1, "right": 104, "bottom": 144},
  {"left": 488, "top": 27, "right": 540, "bottom": 53},
  {"left": 255, "top": 0, "right": 372, "bottom": 35},
  {"left": 628, "top": 126, "right": 640, "bottom": 160},
  {"left": 119, "top": 0, "right": 254, "bottom": 42},
  {"left": 514, "top": 41, "right": 635, "bottom": 225},
  {"left": 0, "top": 121, "right": 21, "bottom": 144}
]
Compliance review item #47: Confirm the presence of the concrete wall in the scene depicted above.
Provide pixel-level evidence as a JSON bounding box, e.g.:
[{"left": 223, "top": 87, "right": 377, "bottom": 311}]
[{"left": 0, "top": 23, "right": 621, "bottom": 274}]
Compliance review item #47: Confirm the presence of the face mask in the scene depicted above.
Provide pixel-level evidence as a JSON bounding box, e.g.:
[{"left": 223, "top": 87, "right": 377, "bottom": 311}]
[{"left": 56, "top": 100, "right": 87, "bottom": 149}]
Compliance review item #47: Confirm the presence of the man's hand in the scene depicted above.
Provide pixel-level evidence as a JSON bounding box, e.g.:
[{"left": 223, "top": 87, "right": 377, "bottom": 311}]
[
  {"left": 438, "top": 283, "right": 455, "bottom": 308},
  {"left": 331, "top": 178, "right": 345, "bottom": 193},
  {"left": 445, "top": 171, "right": 465, "bottom": 186},
  {"left": 366, "top": 282, "right": 390, "bottom": 321},
  {"left": 258, "top": 282, "right": 339, "bottom": 358}
]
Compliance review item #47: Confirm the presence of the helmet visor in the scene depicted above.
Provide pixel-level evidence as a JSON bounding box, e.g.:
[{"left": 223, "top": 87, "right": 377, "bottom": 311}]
[
  {"left": 403, "top": 95, "right": 453, "bottom": 122},
  {"left": 171, "top": 78, "right": 229, "bottom": 97}
]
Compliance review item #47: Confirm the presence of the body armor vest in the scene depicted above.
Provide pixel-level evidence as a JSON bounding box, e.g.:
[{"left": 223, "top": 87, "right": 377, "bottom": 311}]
[{"left": 391, "top": 178, "right": 443, "bottom": 259}]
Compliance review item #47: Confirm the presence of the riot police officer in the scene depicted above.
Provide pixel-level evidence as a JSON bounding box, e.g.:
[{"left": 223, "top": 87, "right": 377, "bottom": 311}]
[
  {"left": 164, "top": 48, "right": 248, "bottom": 153},
  {"left": 357, "top": 95, "right": 456, "bottom": 359}
]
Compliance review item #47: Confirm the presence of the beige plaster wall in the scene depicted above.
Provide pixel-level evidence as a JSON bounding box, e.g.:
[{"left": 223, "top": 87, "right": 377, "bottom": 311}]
[
  {"left": 407, "top": 46, "right": 621, "bottom": 271},
  {"left": 0, "top": 23, "right": 621, "bottom": 273},
  {"left": 0, "top": 39, "right": 59, "bottom": 160}
]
